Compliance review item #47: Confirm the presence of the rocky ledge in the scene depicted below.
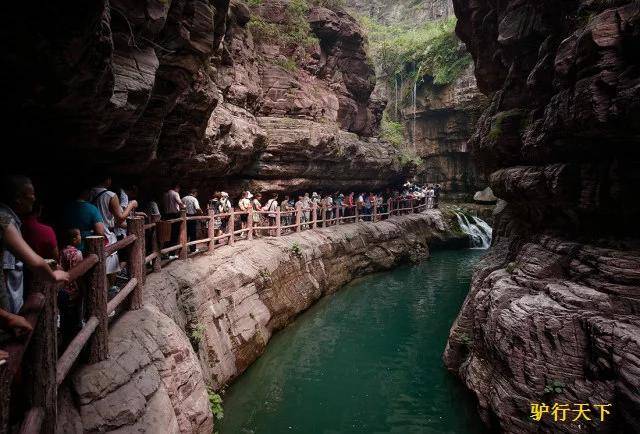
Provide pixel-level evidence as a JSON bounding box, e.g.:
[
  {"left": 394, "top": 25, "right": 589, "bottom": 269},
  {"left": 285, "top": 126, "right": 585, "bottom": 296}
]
[
  {"left": 58, "top": 211, "right": 463, "bottom": 433},
  {"left": 445, "top": 0, "right": 640, "bottom": 432}
]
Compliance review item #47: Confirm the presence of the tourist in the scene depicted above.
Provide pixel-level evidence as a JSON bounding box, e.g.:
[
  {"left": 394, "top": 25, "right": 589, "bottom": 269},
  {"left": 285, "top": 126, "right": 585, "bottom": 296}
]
[
  {"left": 426, "top": 186, "right": 435, "bottom": 209},
  {"left": 0, "top": 175, "right": 69, "bottom": 314},
  {"left": 294, "top": 195, "right": 305, "bottom": 228},
  {"left": 89, "top": 174, "right": 138, "bottom": 290},
  {"left": 163, "top": 183, "right": 185, "bottom": 249},
  {"left": 311, "top": 192, "right": 321, "bottom": 221},
  {"left": 114, "top": 183, "right": 138, "bottom": 239},
  {"left": 323, "top": 193, "right": 334, "bottom": 224},
  {"left": 182, "top": 189, "right": 203, "bottom": 252},
  {"left": 263, "top": 193, "right": 279, "bottom": 236},
  {"left": 251, "top": 193, "right": 263, "bottom": 236},
  {"left": 58, "top": 228, "right": 84, "bottom": 344},
  {"left": 62, "top": 187, "right": 107, "bottom": 252},
  {"left": 218, "top": 192, "right": 232, "bottom": 236},
  {"left": 21, "top": 202, "right": 59, "bottom": 261},
  {"left": 302, "top": 193, "right": 311, "bottom": 229},
  {"left": 209, "top": 192, "right": 223, "bottom": 241},
  {"left": 280, "top": 195, "right": 293, "bottom": 230},
  {"left": 434, "top": 184, "right": 441, "bottom": 209},
  {"left": 238, "top": 191, "right": 251, "bottom": 238},
  {"left": 336, "top": 193, "right": 344, "bottom": 223}
]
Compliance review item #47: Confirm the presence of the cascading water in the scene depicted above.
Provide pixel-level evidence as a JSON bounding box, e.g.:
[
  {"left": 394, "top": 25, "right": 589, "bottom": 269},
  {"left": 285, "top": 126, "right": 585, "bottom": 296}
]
[
  {"left": 454, "top": 212, "right": 492, "bottom": 249},
  {"left": 412, "top": 79, "right": 417, "bottom": 151}
]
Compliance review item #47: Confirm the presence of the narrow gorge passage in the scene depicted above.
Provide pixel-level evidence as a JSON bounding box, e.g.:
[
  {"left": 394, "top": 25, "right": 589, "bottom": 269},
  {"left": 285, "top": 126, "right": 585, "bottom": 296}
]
[{"left": 221, "top": 250, "right": 489, "bottom": 434}]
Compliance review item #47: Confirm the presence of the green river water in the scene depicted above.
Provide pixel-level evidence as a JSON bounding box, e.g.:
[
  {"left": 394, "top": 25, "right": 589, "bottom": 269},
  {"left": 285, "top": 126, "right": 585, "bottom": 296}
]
[{"left": 220, "top": 249, "right": 490, "bottom": 434}]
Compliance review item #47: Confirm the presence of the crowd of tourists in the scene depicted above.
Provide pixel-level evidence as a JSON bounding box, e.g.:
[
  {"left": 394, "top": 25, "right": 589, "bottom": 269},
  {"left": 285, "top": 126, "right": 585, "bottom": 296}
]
[{"left": 0, "top": 173, "right": 441, "bottom": 363}]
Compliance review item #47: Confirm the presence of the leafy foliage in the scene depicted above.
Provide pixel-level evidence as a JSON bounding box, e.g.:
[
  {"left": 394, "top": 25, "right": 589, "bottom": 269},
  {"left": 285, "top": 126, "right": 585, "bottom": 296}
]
[
  {"left": 399, "top": 149, "right": 423, "bottom": 167},
  {"left": 309, "top": 0, "right": 346, "bottom": 9},
  {"left": 189, "top": 323, "right": 206, "bottom": 350},
  {"left": 207, "top": 387, "right": 224, "bottom": 420},
  {"left": 291, "top": 241, "right": 303, "bottom": 257},
  {"left": 381, "top": 113, "right": 405, "bottom": 147},
  {"left": 248, "top": 0, "right": 319, "bottom": 48},
  {"left": 359, "top": 16, "right": 471, "bottom": 87},
  {"left": 544, "top": 380, "right": 565, "bottom": 395}
]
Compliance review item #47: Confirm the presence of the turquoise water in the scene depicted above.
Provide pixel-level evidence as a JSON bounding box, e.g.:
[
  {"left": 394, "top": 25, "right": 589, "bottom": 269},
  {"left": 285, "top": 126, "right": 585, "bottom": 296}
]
[{"left": 220, "top": 250, "right": 489, "bottom": 434}]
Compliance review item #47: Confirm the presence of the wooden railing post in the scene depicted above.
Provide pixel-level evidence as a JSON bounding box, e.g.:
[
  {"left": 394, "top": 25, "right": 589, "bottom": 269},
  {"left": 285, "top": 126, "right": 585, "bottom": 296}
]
[
  {"left": 312, "top": 202, "right": 318, "bottom": 229},
  {"left": 179, "top": 209, "right": 188, "bottom": 260},
  {"left": 355, "top": 204, "right": 359, "bottom": 223},
  {"left": 373, "top": 201, "right": 378, "bottom": 223},
  {"left": 127, "top": 217, "right": 144, "bottom": 309},
  {"left": 150, "top": 214, "right": 161, "bottom": 272},
  {"left": 411, "top": 198, "right": 415, "bottom": 214},
  {"left": 85, "top": 236, "right": 108, "bottom": 363},
  {"left": 208, "top": 209, "right": 216, "bottom": 252},
  {"left": 322, "top": 205, "right": 327, "bottom": 228},
  {"left": 295, "top": 203, "right": 302, "bottom": 232},
  {"left": 388, "top": 198, "right": 393, "bottom": 217},
  {"left": 23, "top": 274, "right": 57, "bottom": 434},
  {"left": 276, "top": 207, "right": 282, "bottom": 237},
  {"left": 229, "top": 208, "right": 235, "bottom": 245},
  {"left": 247, "top": 210, "right": 254, "bottom": 240}
]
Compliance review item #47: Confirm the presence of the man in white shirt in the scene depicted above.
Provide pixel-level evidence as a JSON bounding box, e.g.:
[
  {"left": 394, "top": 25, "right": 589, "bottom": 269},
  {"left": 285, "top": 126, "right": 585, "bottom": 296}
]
[{"left": 182, "top": 189, "right": 202, "bottom": 252}]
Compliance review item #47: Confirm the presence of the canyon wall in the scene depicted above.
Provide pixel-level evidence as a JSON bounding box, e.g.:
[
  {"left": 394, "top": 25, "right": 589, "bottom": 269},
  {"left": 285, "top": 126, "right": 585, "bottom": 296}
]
[
  {"left": 346, "top": 0, "right": 488, "bottom": 193},
  {"left": 444, "top": 1, "right": 640, "bottom": 432},
  {"left": 2, "top": 0, "right": 409, "bottom": 198},
  {"left": 58, "top": 211, "right": 463, "bottom": 433}
]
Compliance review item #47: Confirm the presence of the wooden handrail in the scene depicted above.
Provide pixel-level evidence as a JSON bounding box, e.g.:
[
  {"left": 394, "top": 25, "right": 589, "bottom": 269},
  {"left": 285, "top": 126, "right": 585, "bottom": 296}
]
[
  {"left": 18, "top": 407, "right": 44, "bottom": 434},
  {"left": 106, "top": 278, "right": 138, "bottom": 315},
  {"left": 5, "top": 197, "right": 431, "bottom": 434},
  {"left": 55, "top": 316, "right": 99, "bottom": 387},
  {"left": 104, "top": 234, "right": 137, "bottom": 256},
  {"left": 67, "top": 254, "right": 98, "bottom": 283}
]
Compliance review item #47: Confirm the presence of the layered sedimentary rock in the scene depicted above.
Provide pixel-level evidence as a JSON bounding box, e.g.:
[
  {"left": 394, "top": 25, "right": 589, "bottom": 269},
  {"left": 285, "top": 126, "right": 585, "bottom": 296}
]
[
  {"left": 444, "top": 1, "right": 640, "bottom": 432},
  {"left": 347, "top": 0, "right": 489, "bottom": 192},
  {"left": 405, "top": 64, "right": 487, "bottom": 192},
  {"left": 60, "top": 211, "right": 462, "bottom": 432},
  {"left": 3, "top": 0, "right": 405, "bottom": 197}
]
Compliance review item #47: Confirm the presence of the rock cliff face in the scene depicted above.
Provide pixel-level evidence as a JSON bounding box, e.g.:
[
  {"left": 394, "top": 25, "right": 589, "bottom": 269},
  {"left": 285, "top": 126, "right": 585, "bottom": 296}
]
[
  {"left": 347, "top": 0, "right": 489, "bottom": 192},
  {"left": 2, "top": 0, "right": 406, "bottom": 197},
  {"left": 59, "top": 211, "right": 462, "bottom": 432},
  {"left": 444, "top": 1, "right": 640, "bottom": 432},
  {"left": 347, "top": 0, "right": 454, "bottom": 24},
  {"left": 404, "top": 64, "right": 487, "bottom": 192}
]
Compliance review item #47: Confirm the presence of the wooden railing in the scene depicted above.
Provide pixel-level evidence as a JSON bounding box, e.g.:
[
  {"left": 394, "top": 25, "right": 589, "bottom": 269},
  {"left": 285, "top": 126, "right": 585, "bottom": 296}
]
[{"left": 1, "top": 197, "right": 430, "bottom": 433}]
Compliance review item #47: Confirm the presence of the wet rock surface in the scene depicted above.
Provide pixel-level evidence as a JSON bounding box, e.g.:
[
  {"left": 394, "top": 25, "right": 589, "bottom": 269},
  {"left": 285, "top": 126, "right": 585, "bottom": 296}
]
[{"left": 445, "top": 1, "right": 640, "bottom": 432}]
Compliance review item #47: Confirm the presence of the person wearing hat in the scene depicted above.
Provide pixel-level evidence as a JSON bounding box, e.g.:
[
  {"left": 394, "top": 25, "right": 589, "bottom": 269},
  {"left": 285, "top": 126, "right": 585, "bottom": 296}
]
[{"left": 238, "top": 191, "right": 252, "bottom": 237}]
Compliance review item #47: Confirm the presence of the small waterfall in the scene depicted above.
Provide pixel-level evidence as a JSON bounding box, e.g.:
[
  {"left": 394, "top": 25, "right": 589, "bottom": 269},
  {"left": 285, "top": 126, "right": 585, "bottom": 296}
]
[
  {"left": 455, "top": 212, "right": 492, "bottom": 249},
  {"left": 412, "top": 79, "right": 417, "bottom": 150}
]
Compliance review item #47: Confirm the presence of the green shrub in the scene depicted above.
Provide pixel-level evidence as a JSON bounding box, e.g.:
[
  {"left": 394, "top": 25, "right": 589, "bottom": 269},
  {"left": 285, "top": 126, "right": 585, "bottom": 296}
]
[
  {"left": 310, "top": 0, "right": 346, "bottom": 9},
  {"left": 544, "top": 380, "right": 565, "bottom": 395},
  {"left": 189, "top": 323, "right": 206, "bottom": 349},
  {"left": 459, "top": 332, "right": 473, "bottom": 346},
  {"left": 291, "top": 241, "right": 303, "bottom": 257},
  {"left": 207, "top": 387, "right": 224, "bottom": 420},
  {"left": 274, "top": 57, "right": 298, "bottom": 72},
  {"left": 399, "top": 150, "right": 423, "bottom": 167},
  {"left": 247, "top": 0, "right": 263, "bottom": 6},
  {"left": 249, "top": 0, "right": 319, "bottom": 48},
  {"left": 358, "top": 16, "right": 471, "bottom": 88},
  {"left": 381, "top": 113, "right": 405, "bottom": 147}
]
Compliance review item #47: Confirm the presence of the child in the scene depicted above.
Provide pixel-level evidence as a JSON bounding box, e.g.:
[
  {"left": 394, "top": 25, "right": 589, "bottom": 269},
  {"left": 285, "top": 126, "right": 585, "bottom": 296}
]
[{"left": 58, "top": 229, "right": 84, "bottom": 345}]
